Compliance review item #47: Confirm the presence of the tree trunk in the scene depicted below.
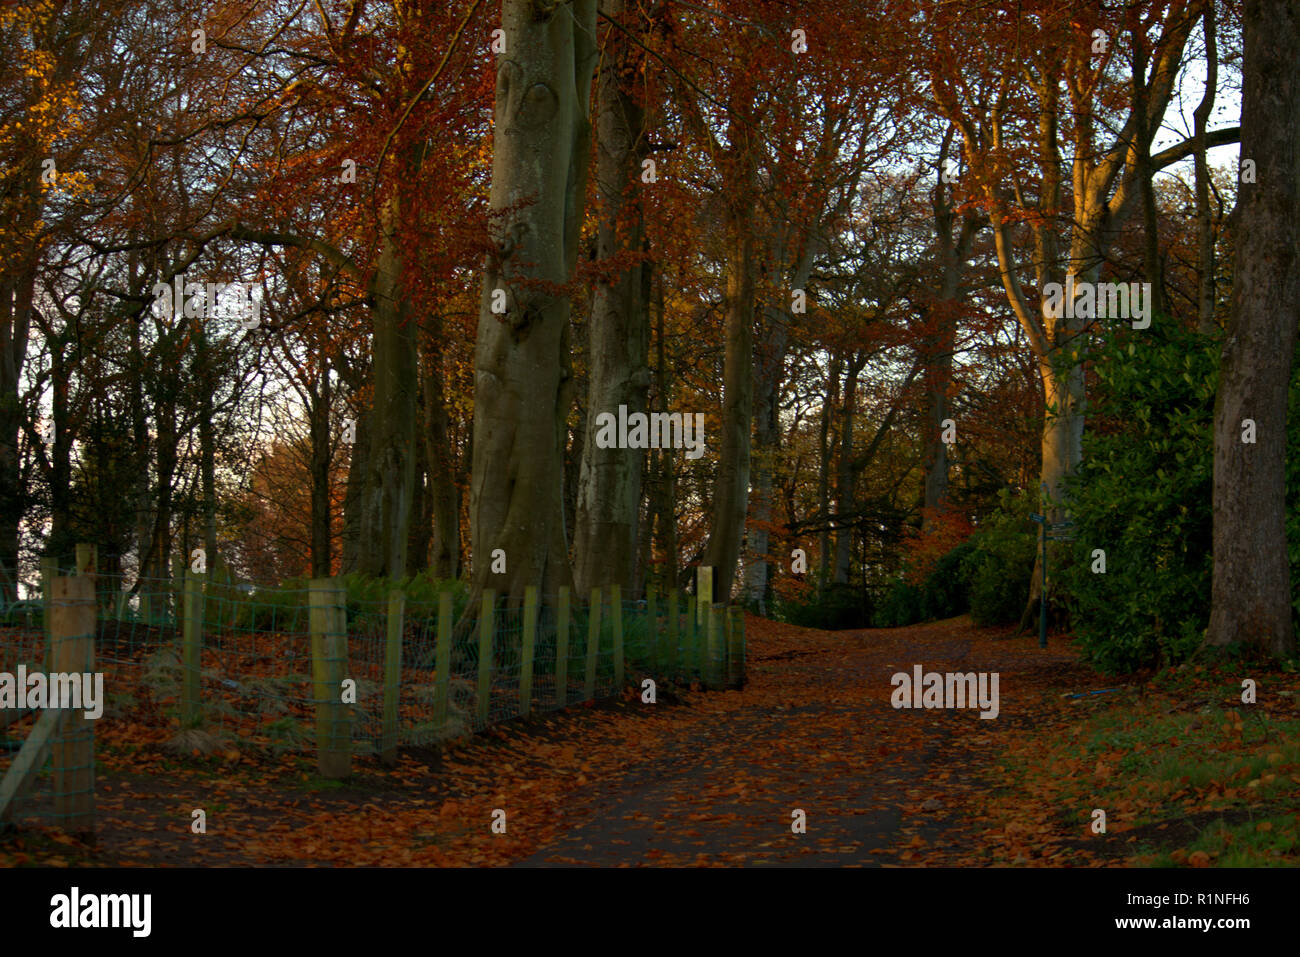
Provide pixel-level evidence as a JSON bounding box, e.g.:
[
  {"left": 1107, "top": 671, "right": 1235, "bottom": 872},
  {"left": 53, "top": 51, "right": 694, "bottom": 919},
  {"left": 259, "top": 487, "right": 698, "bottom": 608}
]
[
  {"left": 816, "top": 353, "right": 841, "bottom": 591},
  {"left": 833, "top": 354, "right": 866, "bottom": 585},
  {"left": 0, "top": 268, "right": 34, "bottom": 599},
  {"left": 197, "top": 321, "right": 218, "bottom": 571},
  {"left": 743, "top": 304, "right": 788, "bottom": 611},
  {"left": 424, "top": 340, "right": 459, "bottom": 580},
  {"left": 1194, "top": 2, "right": 1219, "bottom": 334},
  {"left": 48, "top": 335, "right": 72, "bottom": 558},
  {"left": 649, "top": 275, "right": 677, "bottom": 590},
  {"left": 407, "top": 405, "right": 432, "bottom": 576},
  {"left": 573, "top": 0, "right": 651, "bottom": 595},
  {"left": 470, "top": 0, "right": 598, "bottom": 604},
  {"left": 309, "top": 355, "right": 332, "bottom": 578},
  {"left": 341, "top": 408, "right": 370, "bottom": 574},
  {"left": 356, "top": 195, "right": 418, "bottom": 578},
  {"left": 1204, "top": 0, "right": 1298, "bottom": 658},
  {"left": 702, "top": 194, "right": 757, "bottom": 601}
]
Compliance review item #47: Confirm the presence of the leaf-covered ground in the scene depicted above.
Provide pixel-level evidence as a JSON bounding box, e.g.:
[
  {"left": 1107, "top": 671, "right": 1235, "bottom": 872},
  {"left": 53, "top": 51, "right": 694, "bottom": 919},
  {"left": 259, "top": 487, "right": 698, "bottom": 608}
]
[{"left": 3, "top": 615, "right": 1297, "bottom": 867}]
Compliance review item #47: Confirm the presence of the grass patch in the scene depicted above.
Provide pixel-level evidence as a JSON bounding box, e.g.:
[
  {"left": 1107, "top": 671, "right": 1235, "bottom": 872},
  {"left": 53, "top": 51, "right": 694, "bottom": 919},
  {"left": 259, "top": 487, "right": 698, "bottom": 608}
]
[{"left": 987, "top": 663, "right": 1300, "bottom": 866}]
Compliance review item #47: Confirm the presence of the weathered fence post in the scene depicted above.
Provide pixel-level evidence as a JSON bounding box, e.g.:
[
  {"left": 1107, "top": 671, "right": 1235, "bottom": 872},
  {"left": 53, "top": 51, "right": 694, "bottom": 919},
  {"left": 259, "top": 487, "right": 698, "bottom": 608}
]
[
  {"left": 381, "top": 590, "right": 405, "bottom": 766},
  {"left": 476, "top": 590, "right": 495, "bottom": 727},
  {"left": 706, "top": 603, "right": 726, "bottom": 689},
  {"left": 520, "top": 585, "right": 538, "bottom": 716},
  {"left": 75, "top": 543, "right": 97, "bottom": 611},
  {"left": 584, "top": 587, "right": 601, "bottom": 701},
  {"left": 727, "top": 605, "right": 746, "bottom": 689},
  {"left": 696, "top": 567, "right": 713, "bottom": 682},
  {"left": 610, "top": 583, "right": 624, "bottom": 687},
  {"left": 555, "top": 586, "right": 570, "bottom": 708},
  {"left": 433, "top": 591, "right": 452, "bottom": 731},
  {"left": 51, "top": 575, "right": 95, "bottom": 838},
  {"left": 74, "top": 543, "right": 95, "bottom": 573},
  {"left": 180, "top": 568, "right": 204, "bottom": 727},
  {"left": 309, "top": 578, "right": 350, "bottom": 779}
]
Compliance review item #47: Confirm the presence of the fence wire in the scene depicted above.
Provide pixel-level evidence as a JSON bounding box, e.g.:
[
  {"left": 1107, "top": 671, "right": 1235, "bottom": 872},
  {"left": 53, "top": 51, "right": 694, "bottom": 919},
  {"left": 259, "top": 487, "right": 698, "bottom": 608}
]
[{"left": 1, "top": 569, "right": 742, "bottom": 833}]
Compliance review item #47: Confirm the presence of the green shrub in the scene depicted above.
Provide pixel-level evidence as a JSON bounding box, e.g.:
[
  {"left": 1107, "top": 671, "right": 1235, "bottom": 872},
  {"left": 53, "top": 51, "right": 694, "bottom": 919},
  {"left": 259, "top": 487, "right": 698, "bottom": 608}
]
[
  {"left": 962, "top": 487, "right": 1036, "bottom": 626},
  {"left": 1059, "top": 322, "right": 1219, "bottom": 672},
  {"left": 776, "top": 582, "right": 871, "bottom": 630},
  {"left": 873, "top": 577, "right": 924, "bottom": 627},
  {"left": 919, "top": 539, "right": 977, "bottom": 620}
]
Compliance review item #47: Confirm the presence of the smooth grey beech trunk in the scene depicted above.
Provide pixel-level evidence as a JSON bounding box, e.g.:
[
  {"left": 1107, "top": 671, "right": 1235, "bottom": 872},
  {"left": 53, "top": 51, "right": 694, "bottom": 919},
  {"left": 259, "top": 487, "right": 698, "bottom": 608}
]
[
  {"left": 573, "top": 0, "right": 651, "bottom": 596},
  {"left": 471, "top": 0, "right": 598, "bottom": 603},
  {"left": 1205, "top": 0, "right": 1298, "bottom": 658},
  {"left": 356, "top": 195, "right": 418, "bottom": 578}
]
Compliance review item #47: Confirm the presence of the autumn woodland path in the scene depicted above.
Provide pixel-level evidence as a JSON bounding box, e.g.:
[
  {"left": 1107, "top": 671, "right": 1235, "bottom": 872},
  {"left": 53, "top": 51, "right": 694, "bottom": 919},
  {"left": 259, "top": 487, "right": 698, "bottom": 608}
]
[
  {"left": 5, "top": 615, "right": 1175, "bottom": 868},
  {"left": 515, "top": 617, "right": 1105, "bottom": 867}
]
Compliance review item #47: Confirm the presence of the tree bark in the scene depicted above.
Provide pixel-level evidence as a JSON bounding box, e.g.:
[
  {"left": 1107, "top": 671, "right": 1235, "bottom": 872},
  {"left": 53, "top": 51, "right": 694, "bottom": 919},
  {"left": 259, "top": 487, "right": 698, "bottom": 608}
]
[
  {"left": 424, "top": 338, "right": 459, "bottom": 580},
  {"left": 1204, "top": 0, "right": 1298, "bottom": 658},
  {"left": 309, "top": 354, "right": 332, "bottom": 578},
  {"left": 649, "top": 274, "right": 677, "bottom": 590},
  {"left": 833, "top": 354, "right": 867, "bottom": 585},
  {"left": 341, "top": 408, "right": 370, "bottom": 574},
  {"left": 1193, "top": 2, "right": 1219, "bottom": 334},
  {"left": 573, "top": 0, "right": 652, "bottom": 596},
  {"left": 743, "top": 303, "right": 789, "bottom": 611},
  {"left": 470, "top": 0, "right": 598, "bottom": 603},
  {"left": 816, "top": 352, "right": 841, "bottom": 591},
  {"left": 702, "top": 184, "right": 757, "bottom": 601},
  {"left": 356, "top": 194, "right": 418, "bottom": 578}
]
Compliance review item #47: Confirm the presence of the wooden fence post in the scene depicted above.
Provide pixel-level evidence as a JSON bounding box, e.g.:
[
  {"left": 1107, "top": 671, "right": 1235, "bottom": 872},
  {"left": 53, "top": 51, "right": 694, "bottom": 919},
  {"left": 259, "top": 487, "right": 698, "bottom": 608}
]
[
  {"left": 476, "top": 590, "right": 495, "bottom": 727},
  {"left": 584, "top": 587, "right": 601, "bottom": 701},
  {"left": 309, "top": 579, "right": 350, "bottom": 779},
  {"left": 610, "top": 584, "right": 624, "bottom": 687},
  {"left": 51, "top": 575, "right": 95, "bottom": 838},
  {"left": 433, "top": 591, "right": 452, "bottom": 731},
  {"left": 520, "top": 585, "right": 538, "bottom": 716},
  {"left": 180, "top": 568, "right": 204, "bottom": 727},
  {"left": 381, "top": 590, "right": 404, "bottom": 766},
  {"left": 555, "top": 586, "right": 570, "bottom": 708},
  {"left": 727, "top": 605, "right": 745, "bottom": 689},
  {"left": 75, "top": 543, "right": 97, "bottom": 611},
  {"left": 75, "top": 542, "right": 96, "bottom": 579},
  {"left": 695, "top": 567, "right": 713, "bottom": 680},
  {"left": 705, "top": 603, "right": 724, "bottom": 689}
]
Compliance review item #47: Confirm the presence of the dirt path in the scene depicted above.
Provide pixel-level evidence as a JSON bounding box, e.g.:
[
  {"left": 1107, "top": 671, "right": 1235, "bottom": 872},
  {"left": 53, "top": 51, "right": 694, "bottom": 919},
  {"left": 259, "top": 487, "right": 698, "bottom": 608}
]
[
  {"left": 513, "top": 616, "right": 1098, "bottom": 866},
  {"left": 2, "top": 615, "right": 1109, "bottom": 867}
]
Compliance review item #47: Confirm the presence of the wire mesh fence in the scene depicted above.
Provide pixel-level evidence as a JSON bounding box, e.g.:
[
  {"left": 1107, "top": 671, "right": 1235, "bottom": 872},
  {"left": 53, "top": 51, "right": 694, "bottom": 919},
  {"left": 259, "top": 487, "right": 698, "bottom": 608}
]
[{"left": 0, "top": 559, "right": 745, "bottom": 836}]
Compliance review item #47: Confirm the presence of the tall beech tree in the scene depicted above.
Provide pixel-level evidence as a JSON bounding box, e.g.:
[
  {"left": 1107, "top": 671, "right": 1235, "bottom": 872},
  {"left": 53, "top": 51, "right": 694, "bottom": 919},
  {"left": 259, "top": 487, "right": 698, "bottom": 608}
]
[
  {"left": 1204, "top": 0, "right": 1297, "bottom": 658},
  {"left": 471, "top": 0, "right": 598, "bottom": 602},
  {"left": 572, "top": 0, "right": 657, "bottom": 597},
  {"left": 928, "top": 0, "right": 1238, "bottom": 624}
]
